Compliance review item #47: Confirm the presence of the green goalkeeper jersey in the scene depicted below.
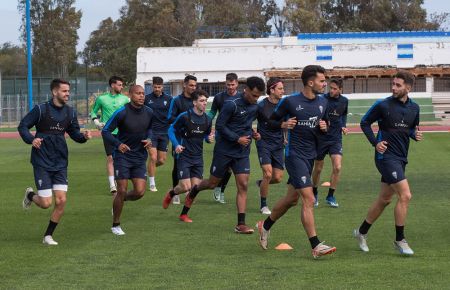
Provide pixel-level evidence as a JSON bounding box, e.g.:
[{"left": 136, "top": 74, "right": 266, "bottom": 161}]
[{"left": 90, "top": 92, "right": 130, "bottom": 134}]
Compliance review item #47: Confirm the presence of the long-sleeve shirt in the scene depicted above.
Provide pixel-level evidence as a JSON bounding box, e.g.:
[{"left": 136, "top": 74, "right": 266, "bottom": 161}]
[
  {"left": 168, "top": 109, "right": 212, "bottom": 159},
  {"left": 90, "top": 92, "right": 130, "bottom": 134},
  {"left": 102, "top": 103, "right": 153, "bottom": 162},
  {"left": 207, "top": 91, "right": 242, "bottom": 119},
  {"left": 18, "top": 101, "right": 87, "bottom": 170},
  {"left": 167, "top": 93, "right": 194, "bottom": 124},
  {"left": 360, "top": 96, "right": 420, "bottom": 162},
  {"left": 319, "top": 93, "right": 348, "bottom": 142},
  {"left": 144, "top": 92, "right": 172, "bottom": 134},
  {"left": 256, "top": 97, "right": 284, "bottom": 150},
  {"left": 271, "top": 92, "right": 329, "bottom": 160},
  {"left": 214, "top": 96, "right": 258, "bottom": 158}
]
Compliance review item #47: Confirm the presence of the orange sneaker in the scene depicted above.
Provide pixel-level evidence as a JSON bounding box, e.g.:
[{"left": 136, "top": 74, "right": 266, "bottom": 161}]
[
  {"left": 179, "top": 214, "right": 193, "bottom": 223},
  {"left": 234, "top": 224, "right": 254, "bottom": 234},
  {"left": 184, "top": 193, "right": 194, "bottom": 208},
  {"left": 162, "top": 190, "right": 173, "bottom": 209}
]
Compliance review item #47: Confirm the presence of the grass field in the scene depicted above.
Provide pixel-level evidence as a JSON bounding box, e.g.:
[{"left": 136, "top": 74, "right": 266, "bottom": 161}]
[{"left": 1, "top": 133, "right": 449, "bottom": 289}]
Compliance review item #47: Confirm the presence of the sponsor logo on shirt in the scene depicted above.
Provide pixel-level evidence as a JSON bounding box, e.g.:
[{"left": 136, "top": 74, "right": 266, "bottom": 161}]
[
  {"left": 395, "top": 119, "right": 408, "bottom": 128},
  {"left": 297, "top": 116, "right": 319, "bottom": 128},
  {"left": 50, "top": 122, "right": 65, "bottom": 131}
]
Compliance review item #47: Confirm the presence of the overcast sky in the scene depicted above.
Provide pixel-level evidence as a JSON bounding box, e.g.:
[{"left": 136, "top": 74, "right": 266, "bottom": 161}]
[{"left": 0, "top": 0, "right": 448, "bottom": 52}]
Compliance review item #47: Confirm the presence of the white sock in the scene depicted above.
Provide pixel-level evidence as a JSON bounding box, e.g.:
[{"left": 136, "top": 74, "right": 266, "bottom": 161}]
[
  {"left": 214, "top": 187, "right": 221, "bottom": 191},
  {"left": 108, "top": 176, "right": 115, "bottom": 187},
  {"left": 148, "top": 176, "right": 155, "bottom": 186}
]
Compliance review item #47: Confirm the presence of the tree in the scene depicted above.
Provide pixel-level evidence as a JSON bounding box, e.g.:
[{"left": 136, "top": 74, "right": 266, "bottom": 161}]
[
  {"left": 18, "top": 0, "right": 81, "bottom": 77},
  {"left": 0, "top": 43, "right": 27, "bottom": 76}
]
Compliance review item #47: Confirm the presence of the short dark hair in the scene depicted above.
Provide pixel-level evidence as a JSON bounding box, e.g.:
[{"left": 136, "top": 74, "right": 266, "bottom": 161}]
[
  {"left": 192, "top": 89, "right": 209, "bottom": 101},
  {"left": 246, "top": 76, "right": 265, "bottom": 92},
  {"left": 395, "top": 70, "right": 415, "bottom": 86},
  {"left": 301, "top": 65, "right": 326, "bottom": 86},
  {"left": 109, "top": 76, "right": 124, "bottom": 86},
  {"left": 330, "top": 78, "right": 343, "bottom": 89},
  {"left": 50, "top": 78, "right": 70, "bottom": 91},
  {"left": 153, "top": 76, "right": 163, "bottom": 85},
  {"left": 225, "top": 73, "right": 238, "bottom": 82},
  {"left": 266, "top": 77, "right": 283, "bottom": 95},
  {"left": 184, "top": 75, "right": 197, "bottom": 83}
]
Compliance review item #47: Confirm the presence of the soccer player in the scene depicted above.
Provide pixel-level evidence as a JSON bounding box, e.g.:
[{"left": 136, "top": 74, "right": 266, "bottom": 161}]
[
  {"left": 256, "top": 65, "right": 337, "bottom": 258},
  {"left": 90, "top": 76, "right": 129, "bottom": 194},
  {"left": 311, "top": 78, "right": 349, "bottom": 208},
  {"left": 102, "top": 85, "right": 154, "bottom": 236},
  {"left": 255, "top": 78, "right": 296, "bottom": 215},
  {"left": 186, "top": 76, "right": 265, "bottom": 234},
  {"left": 19, "top": 79, "right": 91, "bottom": 245},
  {"left": 163, "top": 90, "right": 214, "bottom": 222},
  {"left": 353, "top": 71, "right": 422, "bottom": 255},
  {"left": 208, "top": 73, "right": 242, "bottom": 204},
  {"left": 167, "top": 75, "right": 197, "bottom": 204},
  {"left": 144, "top": 76, "right": 172, "bottom": 192}
]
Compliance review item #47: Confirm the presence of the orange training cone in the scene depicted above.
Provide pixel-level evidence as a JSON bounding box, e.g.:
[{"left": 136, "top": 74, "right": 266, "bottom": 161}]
[
  {"left": 321, "top": 181, "right": 331, "bottom": 187},
  {"left": 275, "top": 243, "right": 293, "bottom": 250}
]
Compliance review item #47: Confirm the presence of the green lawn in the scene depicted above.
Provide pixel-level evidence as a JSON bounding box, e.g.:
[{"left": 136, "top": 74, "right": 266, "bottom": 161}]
[{"left": 0, "top": 133, "right": 449, "bottom": 289}]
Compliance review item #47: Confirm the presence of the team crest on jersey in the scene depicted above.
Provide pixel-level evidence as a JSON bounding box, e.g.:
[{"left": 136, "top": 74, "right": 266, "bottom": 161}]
[
  {"left": 319, "top": 106, "right": 323, "bottom": 113},
  {"left": 392, "top": 171, "right": 397, "bottom": 179},
  {"left": 301, "top": 176, "right": 307, "bottom": 184},
  {"left": 164, "top": 101, "right": 167, "bottom": 106},
  {"left": 296, "top": 105, "right": 303, "bottom": 111}
]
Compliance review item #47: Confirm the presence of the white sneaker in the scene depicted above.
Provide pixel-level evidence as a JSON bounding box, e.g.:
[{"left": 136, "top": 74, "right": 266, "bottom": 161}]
[
  {"left": 260, "top": 206, "right": 271, "bottom": 215},
  {"left": 23, "top": 187, "right": 34, "bottom": 210},
  {"left": 219, "top": 192, "right": 225, "bottom": 204},
  {"left": 111, "top": 226, "right": 125, "bottom": 235},
  {"left": 312, "top": 242, "right": 336, "bottom": 258},
  {"left": 42, "top": 235, "right": 58, "bottom": 245},
  {"left": 110, "top": 185, "right": 117, "bottom": 195},
  {"left": 353, "top": 229, "right": 369, "bottom": 252},
  {"left": 172, "top": 195, "right": 180, "bottom": 205},
  {"left": 149, "top": 184, "right": 158, "bottom": 192},
  {"left": 393, "top": 239, "right": 414, "bottom": 255},
  {"left": 213, "top": 187, "right": 221, "bottom": 201},
  {"left": 256, "top": 220, "right": 270, "bottom": 250}
]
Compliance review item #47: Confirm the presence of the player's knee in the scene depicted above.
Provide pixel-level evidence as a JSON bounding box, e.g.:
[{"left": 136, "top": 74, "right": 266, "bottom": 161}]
[
  {"left": 41, "top": 199, "right": 52, "bottom": 209},
  {"left": 56, "top": 196, "right": 66, "bottom": 207},
  {"left": 263, "top": 171, "right": 272, "bottom": 181},
  {"left": 180, "top": 184, "right": 191, "bottom": 192},
  {"left": 332, "top": 164, "right": 342, "bottom": 175},
  {"left": 399, "top": 191, "right": 412, "bottom": 203},
  {"left": 272, "top": 174, "right": 283, "bottom": 184},
  {"left": 107, "top": 155, "right": 113, "bottom": 163},
  {"left": 156, "top": 157, "right": 166, "bottom": 166}
]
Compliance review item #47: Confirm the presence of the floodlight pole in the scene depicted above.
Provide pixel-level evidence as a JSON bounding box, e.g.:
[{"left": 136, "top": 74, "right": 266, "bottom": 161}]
[{"left": 26, "top": 0, "right": 33, "bottom": 111}]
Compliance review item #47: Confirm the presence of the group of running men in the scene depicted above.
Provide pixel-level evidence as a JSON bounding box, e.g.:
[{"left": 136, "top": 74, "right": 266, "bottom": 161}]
[{"left": 19, "top": 65, "right": 422, "bottom": 258}]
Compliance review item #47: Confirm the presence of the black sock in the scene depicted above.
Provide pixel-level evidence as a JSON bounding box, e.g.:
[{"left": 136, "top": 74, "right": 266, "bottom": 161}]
[
  {"left": 220, "top": 171, "right": 232, "bottom": 192},
  {"left": 27, "top": 191, "right": 36, "bottom": 201},
  {"left": 112, "top": 222, "right": 120, "bottom": 227},
  {"left": 44, "top": 220, "right": 58, "bottom": 237},
  {"left": 260, "top": 197, "right": 267, "bottom": 208},
  {"left": 395, "top": 225, "right": 405, "bottom": 241},
  {"left": 169, "top": 189, "right": 176, "bottom": 198},
  {"left": 237, "top": 213, "right": 246, "bottom": 225},
  {"left": 313, "top": 187, "right": 318, "bottom": 197},
  {"left": 263, "top": 216, "right": 275, "bottom": 231},
  {"left": 171, "top": 159, "right": 178, "bottom": 188},
  {"left": 359, "top": 220, "right": 372, "bottom": 235},
  {"left": 309, "top": 236, "right": 321, "bottom": 249},
  {"left": 181, "top": 206, "right": 190, "bottom": 215},
  {"left": 327, "top": 188, "right": 335, "bottom": 198},
  {"left": 190, "top": 185, "right": 199, "bottom": 198}
]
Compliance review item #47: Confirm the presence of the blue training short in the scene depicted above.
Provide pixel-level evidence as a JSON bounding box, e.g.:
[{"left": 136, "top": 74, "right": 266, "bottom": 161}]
[
  {"left": 33, "top": 166, "right": 68, "bottom": 197},
  {"left": 285, "top": 156, "right": 314, "bottom": 189},
  {"left": 210, "top": 151, "right": 250, "bottom": 178},
  {"left": 257, "top": 145, "right": 284, "bottom": 170},
  {"left": 375, "top": 158, "right": 406, "bottom": 185},
  {"left": 114, "top": 157, "right": 146, "bottom": 180},
  {"left": 316, "top": 140, "right": 343, "bottom": 161},
  {"left": 177, "top": 155, "right": 203, "bottom": 180},
  {"left": 151, "top": 132, "right": 169, "bottom": 152}
]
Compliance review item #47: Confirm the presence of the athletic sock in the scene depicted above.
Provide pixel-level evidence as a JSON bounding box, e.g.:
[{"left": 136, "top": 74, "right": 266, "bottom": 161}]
[
  {"left": 309, "top": 236, "right": 321, "bottom": 249},
  {"left": 237, "top": 213, "right": 246, "bottom": 225},
  {"left": 44, "top": 220, "right": 58, "bottom": 237},
  {"left": 190, "top": 185, "right": 199, "bottom": 198},
  {"left": 221, "top": 171, "right": 231, "bottom": 192},
  {"left": 327, "top": 188, "right": 335, "bottom": 198},
  {"left": 313, "top": 187, "right": 318, "bottom": 198},
  {"left": 108, "top": 176, "right": 115, "bottom": 187},
  {"left": 359, "top": 220, "right": 372, "bottom": 235},
  {"left": 148, "top": 176, "right": 155, "bottom": 186},
  {"left": 112, "top": 222, "right": 120, "bottom": 227},
  {"left": 27, "top": 191, "right": 36, "bottom": 201},
  {"left": 260, "top": 197, "right": 267, "bottom": 208},
  {"left": 181, "top": 206, "right": 190, "bottom": 215},
  {"left": 395, "top": 225, "right": 405, "bottom": 241},
  {"left": 263, "top": 216, "right": 275, "bottom": 231},
  {"left": 169, "top": 189, "right": 176, "bottom": 198}
]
